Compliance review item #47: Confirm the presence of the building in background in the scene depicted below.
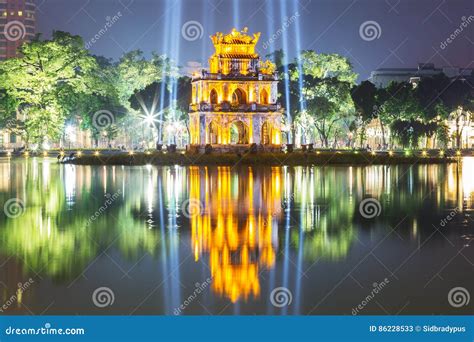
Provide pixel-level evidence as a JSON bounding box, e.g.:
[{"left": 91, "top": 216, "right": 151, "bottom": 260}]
[
  {"left": 0, "top": 0, "right": 36, "bottom": 60},
  {"left": 0, "top": 1, "right": 36, "bottom": 149},
  {"left": 369, "top": 63, "right": 474, "bottom": 88}
]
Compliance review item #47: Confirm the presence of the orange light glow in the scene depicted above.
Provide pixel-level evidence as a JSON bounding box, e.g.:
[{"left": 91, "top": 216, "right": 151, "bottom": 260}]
[{"left": 189, "top": 167, "right": 281, "bottom": 302}]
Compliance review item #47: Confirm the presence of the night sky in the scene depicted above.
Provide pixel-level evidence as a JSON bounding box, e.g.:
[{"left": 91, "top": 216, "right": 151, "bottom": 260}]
[{"left": 36, "top": 0, "right": 473, "bottom": 81}]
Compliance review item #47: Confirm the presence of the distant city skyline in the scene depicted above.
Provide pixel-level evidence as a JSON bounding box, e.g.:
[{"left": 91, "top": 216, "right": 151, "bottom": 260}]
[{"left": 27, "top": 0, "right": 474, "bottom": 81}]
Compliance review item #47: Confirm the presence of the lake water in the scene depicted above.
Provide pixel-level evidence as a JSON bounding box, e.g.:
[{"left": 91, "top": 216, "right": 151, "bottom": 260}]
[{"left": 0, "top": 158, "right": 472, "bottom": 315}]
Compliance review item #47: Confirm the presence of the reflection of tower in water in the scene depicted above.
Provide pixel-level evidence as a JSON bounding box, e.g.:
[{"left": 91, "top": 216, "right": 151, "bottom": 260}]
[{"left": 189, "top": 167, "right": 282, "bottom": 302}]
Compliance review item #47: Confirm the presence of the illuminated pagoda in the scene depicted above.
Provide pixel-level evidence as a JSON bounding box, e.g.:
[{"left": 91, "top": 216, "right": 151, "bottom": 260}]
[{"left": 189, "top": 28, "right": 283, "bottom": 150}]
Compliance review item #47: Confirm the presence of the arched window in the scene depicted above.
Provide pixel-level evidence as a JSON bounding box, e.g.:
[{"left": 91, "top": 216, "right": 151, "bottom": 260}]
[
  {"left": 232, "top": 88, "right": 247, "bottom": 105},
  {"left": 230, "top": 121, "right": 248, "bottom": 144},
  {"left": 209, "top": 121, "right": 219, "bottom": 144},
  {"left": 210, "top": 89, "right": 218, "bottom": 104},
  {"left": 260, "top": 89, "right": 269, "bottom": 104}
]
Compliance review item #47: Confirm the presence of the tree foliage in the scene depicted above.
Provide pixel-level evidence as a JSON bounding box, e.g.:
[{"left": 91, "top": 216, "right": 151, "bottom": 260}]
[{"left": 0, "top": 31, "right": 109, "bottom": 145}]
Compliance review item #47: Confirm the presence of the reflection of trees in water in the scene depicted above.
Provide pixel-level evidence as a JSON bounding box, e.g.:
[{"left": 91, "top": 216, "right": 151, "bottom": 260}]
[
  {"left": 287, "top": 167, "right": 356, "bottom": 261},
  {"left": 0, "top": 160, "right": 161, "bottom": 281},
  {"left": 0, "top": 159, "right": 461, "bottom": 303},
  {"left": 353, "top": 164, "right": 454, "bottom": 239}
]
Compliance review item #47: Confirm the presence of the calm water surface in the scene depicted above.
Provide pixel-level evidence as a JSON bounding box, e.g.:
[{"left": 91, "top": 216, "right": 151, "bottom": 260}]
[{"left": 0, "top": 157, "right": 472, "bottom": 315}]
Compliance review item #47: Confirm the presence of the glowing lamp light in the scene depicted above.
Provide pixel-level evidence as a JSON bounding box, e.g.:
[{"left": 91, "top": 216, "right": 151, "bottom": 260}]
[
  {"left": 456, "top": 150, "right": 462, "bottom": 156},
  {"left": 60, "top": 151, "right": 65, "bottom": 157},
  {"left": 129, "top": 151, "right": 134, "bottom": 156},
  {"left": 77, "top": 151, "right": 82, "bottom": 157},
  {"left": 7, "top": 151, "right": 11, "bottom": 157},
  {"left": 388, "top": 151, "right": 394, "bottom": 156},
  {"left": 371, "top": 151, "right": 376, "bottom": 156},
  {"left": 421, "top": 151, "right": 427, "bottom": 157},
  {"left": 146, "top": 151, "right": 151, "bottom": 155},
  {"left": 24, "top": 151, "right": 29, "bottom": 157},
  {"left": 439, "top": 150, "right": 444, "bottom": 157},
  {"left": 94, "top": 151, "right": 100, "bottom": 156},
  {"left": 43, "top": 151, "right": 48, "bottom": 157},
  {"left": 404, "top": 150, "right": 411, "bottom": 156}
]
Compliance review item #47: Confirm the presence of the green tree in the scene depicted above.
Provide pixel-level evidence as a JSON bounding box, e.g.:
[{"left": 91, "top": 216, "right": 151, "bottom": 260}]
[
  {"left": 0, "top": 31, "right": 108, "bottom": 146},
  {"left": 378, "top": 82, "right": 423, "bottom": 148},
  {"left": 116, "top": 51, "right": 178, "bottom": 109},
  {"left": 290, "top": 51, "right": 357, "bottom": 147},
  {"left": 351, "top": 81, "right": 378, "bottom": 146}
]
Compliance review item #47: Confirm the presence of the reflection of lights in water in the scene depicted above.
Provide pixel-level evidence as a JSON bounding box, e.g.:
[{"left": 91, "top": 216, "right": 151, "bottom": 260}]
[
  {"left": 190, "top": 167, "right": 280, "bottom": 302},
  {"left": 462, "top": 158, "right": 474, "bottom": 197},
  {"left": 146, "top": 166, "right": 155, "bottom": 228},
  {"left": 42, "top": 158, "right": 51, "bottom": 188},
  {"left": 64, "top": 165, "right": 76, "bottom": 206},
  {"left": 411, "top": 218, "right": 418, "bottom": 240},
  {"left": 102, "top": 166, "right": 107, "bottom": 194}
]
